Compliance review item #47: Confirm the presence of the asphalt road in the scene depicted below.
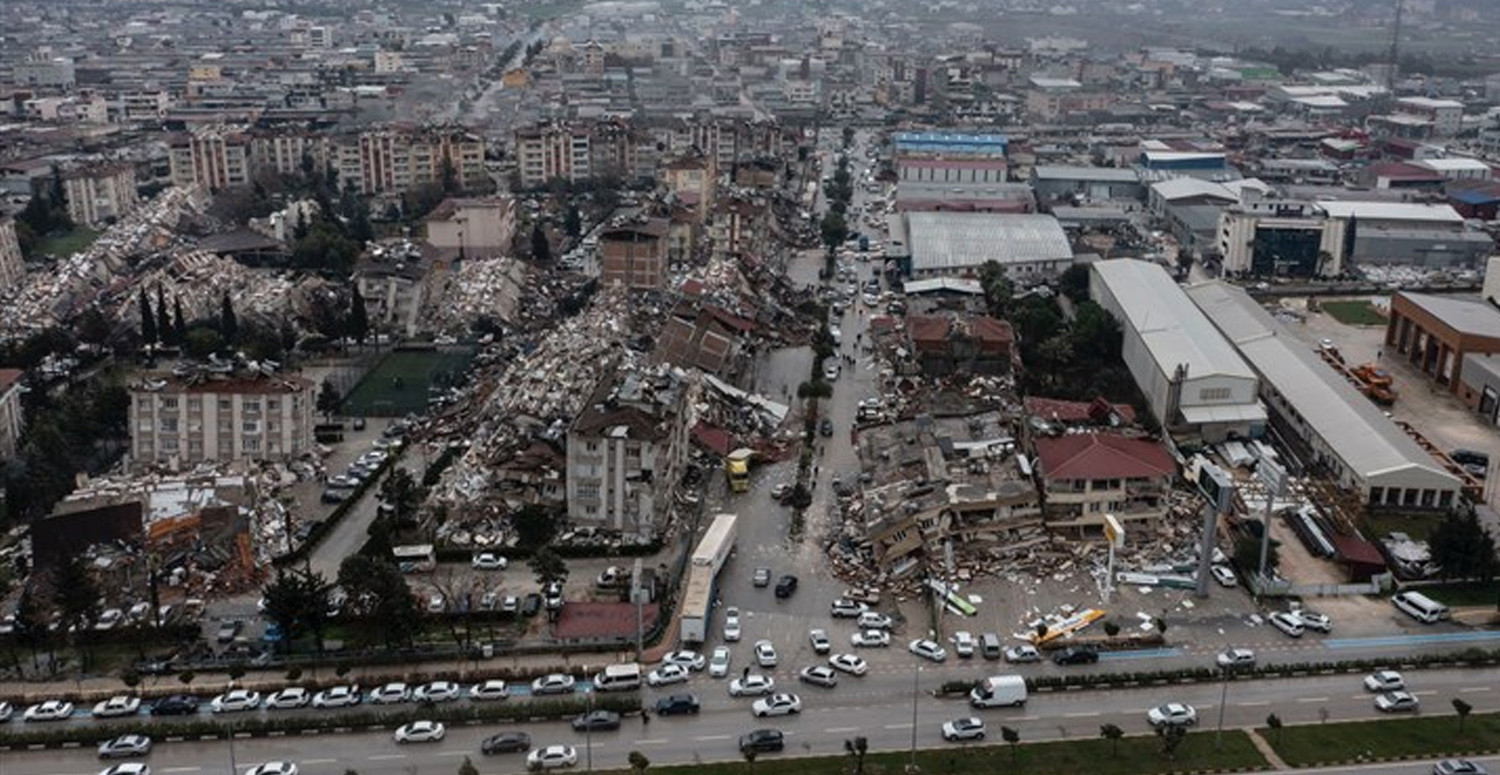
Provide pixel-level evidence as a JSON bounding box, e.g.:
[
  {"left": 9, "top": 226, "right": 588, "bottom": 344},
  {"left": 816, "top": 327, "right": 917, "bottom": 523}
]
[{"left": 13, "top": 665, "right": 1500, "bottom": 775}]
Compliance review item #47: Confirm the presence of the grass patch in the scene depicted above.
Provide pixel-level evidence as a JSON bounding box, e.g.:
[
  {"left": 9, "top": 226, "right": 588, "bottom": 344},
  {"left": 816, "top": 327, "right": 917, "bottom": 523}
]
[
  {"left": 343, "top": 348, "right": 474, "bottom": 417},
  {"left": 37, "top": 227, "right": 100, "bottom": 257},
  {"left": 1364, "top": 512, "right": 1441, "bottom": 543},
  {"left": 1322, "top": 300, "right": 1387, "bottom": 326},
  {"left": 1263, "top": 711, "right": 1500, "bottom": 766},
  {"left": 611, "top": 730, "right": 1267, "bottom": 775},
  {"left": 1422, "top": 582, "right": 1500, "bottom": 607}
]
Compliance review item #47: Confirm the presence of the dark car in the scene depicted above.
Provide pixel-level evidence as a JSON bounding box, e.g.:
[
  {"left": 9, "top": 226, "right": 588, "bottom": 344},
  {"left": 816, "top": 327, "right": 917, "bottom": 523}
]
[
  {"left": 654, "top": 694, "right": 701, "bottom": 716},
  {"left": 739, "top": 729, "right": 785, "bottom": 754},
  {"left": 570, "top": 709, "right": 621, "bottom": 732},
  {"left": 1052, "top": 646, "right": 1099, "bottom": 666},
  {"left": 819, "top": 418, "right": 834, "bottom": 437},
  {"left": 521, "top": 593, "right": 543, "bottom": 617},
  {"left": 1452, "top": 449, "right": 1490, "bottom": 468},
  {"left": 151, "top": 695, "right": 200, "bottom": 716},
  {"left": 480, "top": 731, "right": 531, "bottom": 755},
  {"left": 774, "top": 575, "right": 799, "bottom": 599}
]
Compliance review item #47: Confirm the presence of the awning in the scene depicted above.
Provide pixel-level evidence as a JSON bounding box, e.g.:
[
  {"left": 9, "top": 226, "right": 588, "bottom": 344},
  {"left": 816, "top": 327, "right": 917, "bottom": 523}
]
[{"left": 1180, "top": 403, "right": 1268, "bottom": 425}]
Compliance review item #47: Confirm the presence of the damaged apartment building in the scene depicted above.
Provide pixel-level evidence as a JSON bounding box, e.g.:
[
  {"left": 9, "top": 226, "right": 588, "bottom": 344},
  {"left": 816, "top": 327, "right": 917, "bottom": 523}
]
[
  {"left": 857, "top": 411, "right": 1042, "bottom": 578},
  {"left": 564, "top": 365, "right": 698, "bottom": 541}
]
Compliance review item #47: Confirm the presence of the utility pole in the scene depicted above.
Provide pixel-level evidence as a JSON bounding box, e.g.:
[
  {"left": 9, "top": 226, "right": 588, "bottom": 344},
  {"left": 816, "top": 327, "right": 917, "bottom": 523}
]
[
  {"left": 1386, "top": 0, "right": 1404, "bottom": 92},
  {"left": 908, "top": 664, "right": 920, "bottom": 772}
]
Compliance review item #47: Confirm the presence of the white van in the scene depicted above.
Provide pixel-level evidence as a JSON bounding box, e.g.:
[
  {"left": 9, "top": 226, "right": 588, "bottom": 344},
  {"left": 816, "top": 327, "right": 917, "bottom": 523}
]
[
  {"left": 593, "top": 663, "right": 642, "bottom": 692},
  {"left": 969, "top": 675, "right": 1027, "bottom": 708},
  {"left": 1392, "top": 591, "right": 1450, "bottom": 624}
]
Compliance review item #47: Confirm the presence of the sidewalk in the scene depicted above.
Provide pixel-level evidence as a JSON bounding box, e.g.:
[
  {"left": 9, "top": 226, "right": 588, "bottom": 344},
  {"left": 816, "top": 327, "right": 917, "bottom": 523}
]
[{"left": 1246, "top": 728, "right": 1289, "bottom": 769}]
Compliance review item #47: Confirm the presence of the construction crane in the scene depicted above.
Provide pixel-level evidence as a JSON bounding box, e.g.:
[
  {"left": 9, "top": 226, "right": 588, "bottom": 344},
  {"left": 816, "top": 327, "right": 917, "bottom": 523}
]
[{"left": 1386, "top": 0, "right": 1404, "bottom": 92}]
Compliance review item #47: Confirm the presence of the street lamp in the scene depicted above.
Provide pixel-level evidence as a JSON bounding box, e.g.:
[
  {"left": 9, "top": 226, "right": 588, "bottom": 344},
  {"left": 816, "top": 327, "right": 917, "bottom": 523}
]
[
  {"left": 908, "top": 664, "right": 921, "bottom": 772},
  {"left": 1215, "top": 666, "right": 1231, "bottom": 750},
  {"left": 584, "top": 687, "right": 594, "bottom": 774}
]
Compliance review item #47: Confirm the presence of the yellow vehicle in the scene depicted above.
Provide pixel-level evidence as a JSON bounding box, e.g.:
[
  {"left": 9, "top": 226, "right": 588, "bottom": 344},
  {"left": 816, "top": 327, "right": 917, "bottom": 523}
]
[{"left": 725, "top": 449, "right": 754, "bottom": 493}]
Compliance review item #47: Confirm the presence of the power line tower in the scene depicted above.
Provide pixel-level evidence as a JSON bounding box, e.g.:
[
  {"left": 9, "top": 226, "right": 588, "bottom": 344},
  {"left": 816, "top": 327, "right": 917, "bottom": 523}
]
[{"left": 1385, "top": 0, "right": 1404, "bottom": 93}]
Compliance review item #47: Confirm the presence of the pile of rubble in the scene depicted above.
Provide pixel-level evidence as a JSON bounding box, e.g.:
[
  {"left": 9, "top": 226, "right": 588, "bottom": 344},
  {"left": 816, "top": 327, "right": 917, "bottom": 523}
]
[
  {"left": 0, "top": 186, "right": 211, "bottom": 340},
  {"left": 426, "top": 257, "right": 533, "bottom": 334},
  {"left": 113, "top": 251, "right": 312, "bottom": 331}
]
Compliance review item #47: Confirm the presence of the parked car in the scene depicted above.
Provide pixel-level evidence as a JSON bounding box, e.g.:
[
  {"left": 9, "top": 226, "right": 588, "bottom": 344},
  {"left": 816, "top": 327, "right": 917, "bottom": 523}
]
[
  {"left": 246, "top": 763, "right": 298, "bottom": 775},
  {"left": 857, "top": 611, "right": 893, "bottom": 630},
  {"left": 723, "top": 607, "right": 742, "bottom": 642},
  {"left": 798, "top": 666, "right": 838, "bottom": 688},
  {"left": 755, "top": 639, "right": 779, "bottom": 667},
  {"left": 480, "top": 732, "right": 531, "bottom": 755},
  {"left": 654, "top": 694, "right": 700, "bottom": 716},
  {"left": 1210, "top": 565, "right": 1237, "bottom": 587},
  {"left": 92, "top": 696, "right": 141, "bottom": 719},
  {"left": 1147, "top": 703, "right": 1198, "bottom": 727},
  {"left": 1216, "top": 648, "right": 1257, "bottom": 669},
  {"left": 150, "top": 695, "right": 200, "bottom": 716},
  {"left": 851, "top": 630, "right": 891, "bottom": 648},
  {"left": 1434, "top": 760, "right": 1489, "bottom": 775},
  {"left": 370, "top": 682, "right": 411, "bottom": 704},
  {"left": 752, "top": 567, "right": 772, "bottom": 587},
  {"left": 751, "top": 693, "right": 802, "bottom": 718},
  {"left": 311, "top": 686, "right": 361, "bottom": 709},
  {"left": 729, "top": 674, "right": 776, "bottom": 697},
  {"left": 265, "top": 687, "right": 311, "bottom": 710},
  {"left": 413, "top": 681, "right": 461, "bottom": 703},
  {"left": 829, "top": 653, "right": 869, "bottom": 676},
  {"left": 941, "top": 717, "right": 986, "bottom": 742},
  {"left": 709, "top": 646, "right": 731, "bottom": 678},
  {"left": 1296, "top": 610, "right": 1333, "bottom": 632},
  {"left": 522, "top": 593, "right": 543, "bottom": 617},
  {"left": 953, "top": 631, "right": 976, "bottom": 658},
  {"left": 394, "top": 720, "right": 446, "bottom": 743},
  {"left": 661, "top": 650, "right": 707, "bottom": 671},
  {"left": 1052, "top": 646, "right": 1099, "bottom": 666},
  {"left": 808, "top": 629, "right": 832, "bottom": 655},
  {"left": 471, "top": 552, "right": 508, "bottom": 570},
  {"left": 98, "top": 735, "right": 152, "bottom": 759},
  {"left": 830, "top": 599, "right": 868, "bottom": 618},
  {"left": 774, "top": 575, "right": 799, "bottom": 599},
  {"left": 24, "top": 700, "right": 75, "bottom": 721},
  {"left": 1268, "top": 611, "right": 1305, "bottom": 638},
  {"left": 99, "top": 763, "right": 151, "bottom": 775},
  {"left": 1004, "top": 644, "right": 1041, "bottom": 663},
  {"left": 469, "top": 680, "right": 510, "bottom": 701},
  {"left": 214, "top": 619, "right": 242, "bottom": 644},
  {"left": 531, "top": 674, "right": 577, "bottom": 695},
  {"left": 210, "top": 689, "right": 261, "bottom": 714},
  {"left": 647, "top": 663, "right": 690, "bottom": 687},
  {"left": 1364, "top": 670, "right": 1405, "bottom": 692},
  {"left": 908, "top": 639, "right": 947, "bottom": 663}
]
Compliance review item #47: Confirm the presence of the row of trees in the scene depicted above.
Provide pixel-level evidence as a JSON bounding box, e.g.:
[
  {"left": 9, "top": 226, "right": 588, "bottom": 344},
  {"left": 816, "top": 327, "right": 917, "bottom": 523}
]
[
  {"left": 13, "top": 167, "right": 74, "bottom": 259},
  {"left": 3, "top": 378, "right": 129, "bottom": 525}
]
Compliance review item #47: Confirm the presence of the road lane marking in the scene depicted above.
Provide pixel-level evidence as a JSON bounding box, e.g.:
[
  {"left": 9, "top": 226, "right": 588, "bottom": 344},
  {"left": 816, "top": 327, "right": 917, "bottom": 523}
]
[
  {"left": 1237, "top": 701, "right": 1271, "bottom": 707},
  {"left": 1413, "top": 691, "right": 1438, "bottom": 696},
  {"left": 693, "top": 735, "right": 731, "bottom": 742},
  {"left": 1296, "top": 697, "right": 1329, "bottom": 703},
  {"left": 825, "top": 727, "right": 861, "bottom": 733},
  {"left": 1461, "top": 687, "right": 1493, "bottom": 693},
  {"left": 436, "top": 752, "right": 470, "bottom": 757},
  {"left": 884, "top": 723, "right": 912, "bottom": 730},
  {"left": 302, "top": 761, "right": 337, "bottom": 765},
  {"left": 1063, "top": 712, "right": 1100, "bottom": 718},
  {"left": 163, "top": 768, "right": 203, "bottom": 773},
  {"left": 366, "top": 755, "right": 407, "bottom": 761},
  {"left": 633, "top": 739, "right": 670, "bottom": 745}
]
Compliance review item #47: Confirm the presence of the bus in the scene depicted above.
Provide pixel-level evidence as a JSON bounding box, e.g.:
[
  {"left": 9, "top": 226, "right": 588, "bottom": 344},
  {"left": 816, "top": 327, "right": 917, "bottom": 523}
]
[{"left": 393, "top": 544, "right": 437, "bottom": 573}]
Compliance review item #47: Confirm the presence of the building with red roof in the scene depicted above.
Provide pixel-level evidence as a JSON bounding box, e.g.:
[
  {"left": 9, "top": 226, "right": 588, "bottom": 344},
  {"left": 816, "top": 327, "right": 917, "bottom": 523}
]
[
  {"left": 1033, "top": 432, "right": 1176, "bottom": 539},
  {"left": 905, "top": 313, "right": 1014, "bottom": 376}
]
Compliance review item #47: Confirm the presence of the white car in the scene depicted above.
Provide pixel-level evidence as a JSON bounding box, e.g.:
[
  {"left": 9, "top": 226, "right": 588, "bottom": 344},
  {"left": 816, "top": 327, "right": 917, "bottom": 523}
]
[
  {"left": 1216, "top": 648, "right": 1257, "bottom": 669},
  {"left": 1268, "top": 611, "right": 1305, "bottom": 638},
  {"left": 828, "top": 653, "right": 869, "bottom": 676},
  {"left": 729, "top": 673, "right": 776, "bottom": 697},
  {"left": 723, "top": 607, "right": 742, "bottom": 642},
  {"left": 1296, "top": 611, "right": 1333, "bottom": 632},
  {"left": 413, "top": 681, "right": 461, "bottom": 703},
  {"left": 0, "top": 701, "right": 10, "bottom": 722},
  {"left": 647, "top": 663, "right": 690, "bottom": 687},
  {"left": 709, "top": 646, "right": 732, "bottom": 678},
  {"left": 851, "top": 630, "right": 891, "bottom": 648},
  {"left": 754, "top": 639, "right": 778, "bottom": 667},
  {"left": 751, "top": 693, "right": 802, "bottom": 717},
  {"left": 394, "top": 720, "right": 446, "bottom": 743},
  {"left": 1004, "top": 645, "right": 1041, "bottom": 663},
  {"left": 1147, "top": 703, "right": 1198, "bottom": 727},
  {"left": 909, "top": 639, "right": 947, "bottom": 662},
  {"left": 531, "top": 674, "right": 577, "bottom": 695},
  {"left": 1376, "top": 691, "right": 1420, "bottom": 713},
  {"left": 857, "top": 611, "right": 893, "bottom": 630},
  {"left": 369, "top": 682, "right": 410, "bottom": 704},
  {"left": 1210, "top": 565, "right": 1237, "bottom": 588},
  {"left": 808, "top": 629, "right": 832, "bottom": 654},
  {"left": 312, "top": 685, "right": 361, "bottom": 709},
  {"left": 799, "top": 666, "right": 839, "bottom": 688},
  {"left": 830, "top": 599, "right": 868, "bottom": 618},
  {"left": 469, "top": 680, "right": 510, "bottom": 701},
  {"left": 98, "top": 735, "right": 153, "bottom": 759},
  {"left": 94, "top": 609, "right": 125, "bottom": 631},
  {"left": 246, "top": 763, "right": 299, "bottom": 775},
  {"left": 210, "top": 689, "right": 262, "bottom": 713},
  {"left": 661, "top": 650, "right": 707, "bottom": 672},
  {"left": 24, "top": 700, "right": 75, "bottom": 721},
  {"left": 942, "top": 717, "right": 986, "bottom": 742},
  {"left": 953, "top": 631, "right": 976, "bottom": 658},
  {"left": 99, "top": 764, "right": 151, "bottom": 775},
  {"left": 92, "top": 696, "right": 141, "bottom": 719},
  {"left": 526, "top": 745, "right": 578, "bottom": 771},
  {"left": 1365, "top": 670, "right": 1405, "bottom": 692},
  {"left": 472, "top": 552, "right": 508, "bottom": 570},
  {"left": 265, "top": 687, "right": 311, "bottom": 710}
]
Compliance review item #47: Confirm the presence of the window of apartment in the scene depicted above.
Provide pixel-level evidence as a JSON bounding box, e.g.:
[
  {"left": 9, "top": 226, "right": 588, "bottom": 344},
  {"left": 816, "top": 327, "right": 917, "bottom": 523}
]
[
  {"left": 218, "top": 398, "right": 232, "bottom": 412},
  {"left": 585, "top": 441, "right": 599, "bottom": 452},
  {"left": 160, "top": 418, "right": 178, "bottom": 433},
  {"left": 267, "top": 398, "right": 280, "bottom": 411},
  {"left": 161, "top": 437, "right": 178, "bottom": 452},
  {"left": 242, "top": 437, "right": 261, "bottom": 453},
  {"left": 187, "top": 398, "right": 202, "bottom": 412},
  {"left": 242, "top": 420, "right": 260, "bottom": 434},
  {"left": 576, "top": 484, "right": 600, "bottom": 501},
  {"left": 159, "top": 397, "right": 179, "bottom": 410},
  {"left": 136, "top": 397, "right": 152, "bottom": 411},
  {"left": 243, "top": 399, "right": 261, "bottom": 412},
  {"left": 189, "top": 440, "right": 203, "bottom": 457},
  {"left": 1198, "top": 387, "right": 1232, "bottom": 402},
  {"left": 1369, "top": 487, "right": 1384, "bottom": 504}
]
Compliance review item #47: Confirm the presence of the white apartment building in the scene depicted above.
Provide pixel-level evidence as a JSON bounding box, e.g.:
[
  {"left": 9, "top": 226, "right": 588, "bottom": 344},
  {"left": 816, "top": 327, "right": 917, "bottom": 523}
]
[
  {"left": 130, "top": 373, "right": 315, "bottom": 467},
  {"left": 514, "top": 124, "right": 592, "bottom": 188},
  {"left": 0, "top": 369, "right": 25, "bottom": 462},
  {"left": 0, "top": 217, "right": 25, "bottom": 297},
  {"left": 62, "top": 164, "right": 140, "bottom": 228}
]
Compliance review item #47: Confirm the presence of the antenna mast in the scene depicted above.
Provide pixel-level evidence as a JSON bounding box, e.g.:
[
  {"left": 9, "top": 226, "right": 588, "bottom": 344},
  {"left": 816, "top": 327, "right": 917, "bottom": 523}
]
[{"left": 1386, "top": 0, "right": 1403, "bottom": 92}]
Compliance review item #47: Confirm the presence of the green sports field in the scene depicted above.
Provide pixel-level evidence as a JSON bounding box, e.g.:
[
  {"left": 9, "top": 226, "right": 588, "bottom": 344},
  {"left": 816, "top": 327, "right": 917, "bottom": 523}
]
[{"left": 343, "top": 348, "right": 475, "bottom": 417}]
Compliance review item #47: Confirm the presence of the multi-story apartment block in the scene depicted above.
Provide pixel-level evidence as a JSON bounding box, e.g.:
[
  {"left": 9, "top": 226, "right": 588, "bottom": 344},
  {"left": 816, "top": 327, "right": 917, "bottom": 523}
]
[
  {"left": 351, "top": 126, "right": 485, "bottom": 196},
  {"left": 61, "top": 164, "right": 140, "bottom": 228},
  {"left": 168, "top": 125, "right": 252, "bottom": 191},
  {"left": 514, "top": 123, "right": 592, "bottom": 188},
  {"left": 565, "top": 367, "right": 691, "bottom": 539},
  {"left": 129, "top": 372, "right": 315, "bottom": 467},
  {"left": 0, "top": 217, "right": 25, "bottom": 296},
  {"left": 600, "top": 218, "right": 670, "bottom": 290},
  {"left": 425, "top": 196, "right": 516, "bottom": 256},
  {"left": 1033, "top": 433, "right": 1176, "bottom": 538},
  {"left": 119, "top": 91, "right": 174, "bottom": 122},
  {"left": 0, "top": 369, "right": 25, "bottom": 462},
  {"left": 15, "top": 52, "right": 76, "bottom": 90}
]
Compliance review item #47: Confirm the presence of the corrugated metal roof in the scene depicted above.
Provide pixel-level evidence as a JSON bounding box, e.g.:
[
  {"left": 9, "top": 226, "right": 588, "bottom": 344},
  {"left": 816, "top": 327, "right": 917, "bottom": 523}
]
[
  {"left": 1186, "top": 281, "right": 1461, "bottom": 490},
  {"left": 1317, "top": 201, "right": 1464, "bottom": 224},
  {"left": 1033, "top": 165, "right": 1140, "bottom": 183},
  {"left": 1397, "top": 292, "right": 1500, "bottom": 339},
  {"left": 1092, "top": 259, "right": 1259, "bottom": 383},
  {"left": 904, "top": 212, "right": 1072, "bottom": 272}
]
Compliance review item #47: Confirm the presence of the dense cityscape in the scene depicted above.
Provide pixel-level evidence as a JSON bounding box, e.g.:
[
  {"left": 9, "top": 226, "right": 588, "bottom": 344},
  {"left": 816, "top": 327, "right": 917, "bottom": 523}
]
[{"left": 3, "top": 0, "right": 1500, "bottom": 774}]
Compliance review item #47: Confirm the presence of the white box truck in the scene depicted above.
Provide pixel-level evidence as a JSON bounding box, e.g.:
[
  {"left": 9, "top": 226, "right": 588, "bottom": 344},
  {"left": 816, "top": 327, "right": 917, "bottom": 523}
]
[{"left": 970, "top": 675, "right": 1027, "bottom": 708}]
